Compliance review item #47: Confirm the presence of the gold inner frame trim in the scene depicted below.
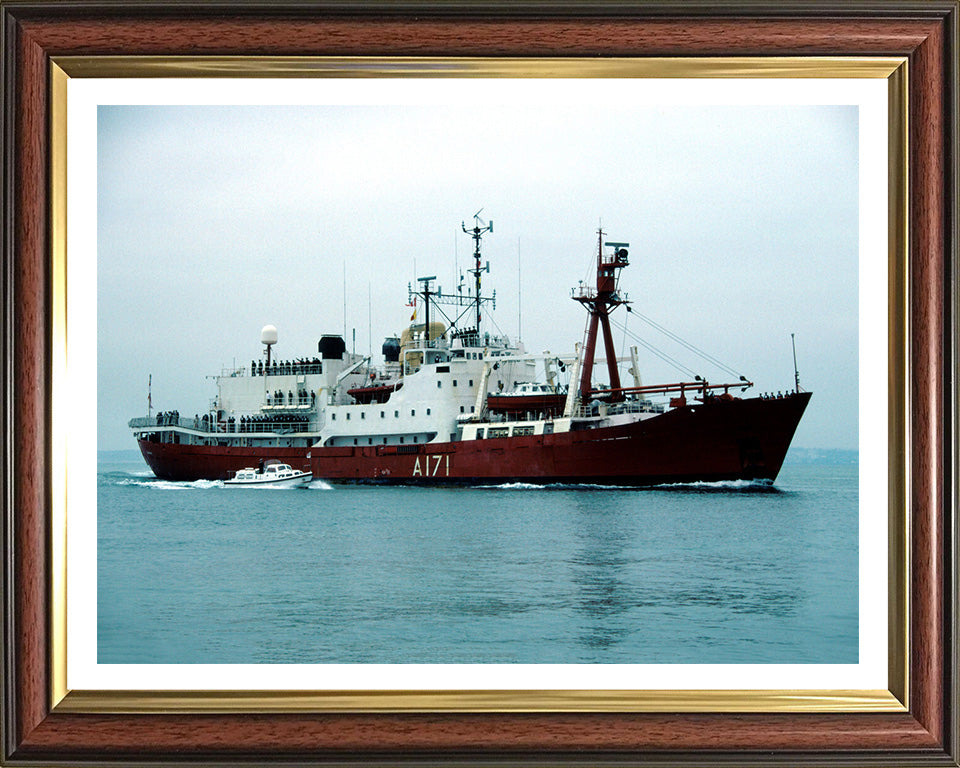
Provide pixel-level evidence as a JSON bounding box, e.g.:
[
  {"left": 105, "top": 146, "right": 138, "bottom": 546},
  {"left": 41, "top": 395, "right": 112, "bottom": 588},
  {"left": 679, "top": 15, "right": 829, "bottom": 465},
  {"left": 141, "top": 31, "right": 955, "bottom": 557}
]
[
  {"left": 885, "top": 60, "right": 910, "bottom": 709},
  {"left": 50, "top": 61, "right": 69, "bottom": 710},
  {"left": 54, "top": 55, "right": 904, "bottom": 79},
  {"left": 49, "top": 55, "right": 909, "bottom": 715},
  {"left": 57, "top": 688, "right": 903, "bottom": 715}
]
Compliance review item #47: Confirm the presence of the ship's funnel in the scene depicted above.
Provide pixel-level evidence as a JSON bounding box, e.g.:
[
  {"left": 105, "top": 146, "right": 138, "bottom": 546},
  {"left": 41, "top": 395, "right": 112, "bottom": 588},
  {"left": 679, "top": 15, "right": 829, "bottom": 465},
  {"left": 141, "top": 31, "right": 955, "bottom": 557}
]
[
  {"left": 402, "top": 322, "right": 446, "bottom": 342},
  {"left": 318, "top": 335, "right": 346, "bottom": 360}
]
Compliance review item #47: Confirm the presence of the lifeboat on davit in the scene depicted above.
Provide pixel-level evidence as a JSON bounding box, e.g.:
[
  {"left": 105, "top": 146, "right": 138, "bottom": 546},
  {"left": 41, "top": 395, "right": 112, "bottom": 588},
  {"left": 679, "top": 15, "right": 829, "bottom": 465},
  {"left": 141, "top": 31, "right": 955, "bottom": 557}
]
[
  {"left": 347, "top": 379, "right": 402, "bottom": 404},
  {"left": 486, "top": 382, "right": 567, "bottom": 419}
]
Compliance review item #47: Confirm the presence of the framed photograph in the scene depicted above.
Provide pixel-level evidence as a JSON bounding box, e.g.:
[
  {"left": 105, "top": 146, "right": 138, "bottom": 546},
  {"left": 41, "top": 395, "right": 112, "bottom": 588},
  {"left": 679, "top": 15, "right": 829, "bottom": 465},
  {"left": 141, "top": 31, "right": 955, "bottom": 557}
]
[{"left": 3, "top": 2, "right": 957, "bottom": 765}]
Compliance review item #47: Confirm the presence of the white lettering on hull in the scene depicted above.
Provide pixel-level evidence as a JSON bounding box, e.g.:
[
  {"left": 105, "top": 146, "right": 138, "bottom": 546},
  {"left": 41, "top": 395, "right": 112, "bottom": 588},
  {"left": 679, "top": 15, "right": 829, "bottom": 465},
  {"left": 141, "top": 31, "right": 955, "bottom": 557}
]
[{"left": 412, "top": 455, "right": 451, "bottom": 477}]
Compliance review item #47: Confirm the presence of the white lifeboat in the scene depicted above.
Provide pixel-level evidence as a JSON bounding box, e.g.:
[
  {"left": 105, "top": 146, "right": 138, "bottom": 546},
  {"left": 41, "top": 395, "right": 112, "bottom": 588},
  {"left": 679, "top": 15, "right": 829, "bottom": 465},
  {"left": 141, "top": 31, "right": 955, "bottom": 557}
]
[{"left": 224, "top": 461, "right": 312, "bottom": 488}]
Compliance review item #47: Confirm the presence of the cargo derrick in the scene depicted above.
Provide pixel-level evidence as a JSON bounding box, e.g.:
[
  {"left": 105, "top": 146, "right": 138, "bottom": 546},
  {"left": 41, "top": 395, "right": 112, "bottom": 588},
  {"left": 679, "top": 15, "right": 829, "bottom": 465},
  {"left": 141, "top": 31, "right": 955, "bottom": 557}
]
[{"left": 572, "top": 231, "right": 631, "bottom": 403}]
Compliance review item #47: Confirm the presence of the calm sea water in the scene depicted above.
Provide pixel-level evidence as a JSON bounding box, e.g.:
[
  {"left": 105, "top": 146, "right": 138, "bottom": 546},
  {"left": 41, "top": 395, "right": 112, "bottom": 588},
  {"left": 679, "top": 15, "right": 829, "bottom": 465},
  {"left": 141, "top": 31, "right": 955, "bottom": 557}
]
[{"left": 97, "top": 457, "right": 858, "bottom": 664}]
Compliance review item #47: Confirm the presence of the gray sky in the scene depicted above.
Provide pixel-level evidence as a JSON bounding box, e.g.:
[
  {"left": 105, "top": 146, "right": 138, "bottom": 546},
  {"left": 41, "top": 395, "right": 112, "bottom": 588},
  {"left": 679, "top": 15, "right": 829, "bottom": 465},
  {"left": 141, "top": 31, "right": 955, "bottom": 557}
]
[{"left": 98, "top": 103, "right": 858, "bottom": 451}]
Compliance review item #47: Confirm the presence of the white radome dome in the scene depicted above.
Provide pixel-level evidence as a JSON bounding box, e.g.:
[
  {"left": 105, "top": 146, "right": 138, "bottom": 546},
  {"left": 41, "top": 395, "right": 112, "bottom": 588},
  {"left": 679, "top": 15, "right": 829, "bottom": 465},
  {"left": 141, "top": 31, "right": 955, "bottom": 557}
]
[{"left": 260, "top": 325, "right": 278, "bottom": 345}]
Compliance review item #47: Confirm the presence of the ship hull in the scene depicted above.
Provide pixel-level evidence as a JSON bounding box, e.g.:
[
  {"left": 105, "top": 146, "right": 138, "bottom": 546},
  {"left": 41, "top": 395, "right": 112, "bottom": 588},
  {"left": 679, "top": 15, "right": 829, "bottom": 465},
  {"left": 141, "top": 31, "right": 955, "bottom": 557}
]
[
  {"left": 137, "top": 443, "right": 312, "bottom": 482},
  {"left": 138, "top": 392, "right": 810, "bottom": 485}
]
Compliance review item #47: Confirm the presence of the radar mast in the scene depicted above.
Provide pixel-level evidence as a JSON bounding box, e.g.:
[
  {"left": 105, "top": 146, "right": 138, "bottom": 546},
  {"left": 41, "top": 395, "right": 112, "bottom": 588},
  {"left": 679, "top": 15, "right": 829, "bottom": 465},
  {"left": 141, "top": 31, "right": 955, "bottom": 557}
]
[{"left": 462, "top": 210, "right": 493, "bottom": 333}]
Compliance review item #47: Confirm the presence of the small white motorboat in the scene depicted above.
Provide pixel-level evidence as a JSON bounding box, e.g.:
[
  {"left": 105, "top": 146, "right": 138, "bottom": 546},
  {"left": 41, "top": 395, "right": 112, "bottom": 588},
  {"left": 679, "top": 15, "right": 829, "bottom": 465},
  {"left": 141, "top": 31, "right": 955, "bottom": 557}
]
[{"left": 224, "top": 461, "right": 312, "bottom": 488}]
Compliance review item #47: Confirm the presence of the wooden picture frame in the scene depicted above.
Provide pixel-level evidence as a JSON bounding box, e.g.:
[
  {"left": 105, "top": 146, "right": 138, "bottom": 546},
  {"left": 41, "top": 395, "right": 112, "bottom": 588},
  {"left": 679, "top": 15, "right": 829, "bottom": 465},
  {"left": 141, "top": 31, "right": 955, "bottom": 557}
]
[{"left": 2, "top": 2, "right": 957, "bottom": 765}]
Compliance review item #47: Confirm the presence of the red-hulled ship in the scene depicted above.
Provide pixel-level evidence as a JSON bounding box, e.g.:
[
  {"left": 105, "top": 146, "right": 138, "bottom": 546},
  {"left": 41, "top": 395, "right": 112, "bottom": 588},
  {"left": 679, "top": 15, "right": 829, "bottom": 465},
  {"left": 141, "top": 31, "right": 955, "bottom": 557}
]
[{"left": 131, "top": 216, "right": 810, "bottom": 485}]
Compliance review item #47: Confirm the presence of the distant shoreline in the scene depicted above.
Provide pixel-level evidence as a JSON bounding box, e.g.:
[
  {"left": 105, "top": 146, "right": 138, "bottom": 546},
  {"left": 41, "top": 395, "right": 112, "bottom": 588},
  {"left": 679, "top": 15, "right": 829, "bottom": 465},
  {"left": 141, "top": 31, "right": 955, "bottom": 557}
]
[{"left": 782, "top": 447, "right": 859, "bottom": 465}]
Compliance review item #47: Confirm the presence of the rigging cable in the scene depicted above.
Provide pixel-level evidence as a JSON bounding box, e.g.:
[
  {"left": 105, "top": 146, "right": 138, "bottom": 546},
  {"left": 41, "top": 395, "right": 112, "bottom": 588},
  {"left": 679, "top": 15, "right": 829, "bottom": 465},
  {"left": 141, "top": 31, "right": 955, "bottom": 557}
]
[
  {"left": 630, "top": 310, "right": 743, "bottom": 379},
  {"left": 610, "top": 318, "right": 699, "bottom": 379},
  {"left": 620, "top": 303, "right": 630, "bottom": 358}
]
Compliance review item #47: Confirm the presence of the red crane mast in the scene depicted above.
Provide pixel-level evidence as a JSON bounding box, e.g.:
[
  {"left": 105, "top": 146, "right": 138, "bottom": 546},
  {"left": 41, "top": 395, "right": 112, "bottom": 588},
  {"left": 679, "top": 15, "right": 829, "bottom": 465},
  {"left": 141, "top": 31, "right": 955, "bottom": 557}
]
[{"left": 572, "top": 230, "right": 631, "bottom": 403}]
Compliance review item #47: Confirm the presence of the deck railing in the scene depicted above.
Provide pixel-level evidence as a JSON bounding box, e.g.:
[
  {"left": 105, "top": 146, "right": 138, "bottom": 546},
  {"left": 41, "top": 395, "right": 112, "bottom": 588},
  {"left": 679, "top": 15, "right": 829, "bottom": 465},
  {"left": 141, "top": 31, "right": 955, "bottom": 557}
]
[
  {"left": 129, "top": 415, "right": 313, "bottom": 434},
  {"left": 253, "top": 362, "right": 323, "bottom": 377},
  {"left": 216, "top": 362, "right": 325, "bottom": 378},
  {"left": 572, "top": 400, "right": 666, "bottom": 419}
]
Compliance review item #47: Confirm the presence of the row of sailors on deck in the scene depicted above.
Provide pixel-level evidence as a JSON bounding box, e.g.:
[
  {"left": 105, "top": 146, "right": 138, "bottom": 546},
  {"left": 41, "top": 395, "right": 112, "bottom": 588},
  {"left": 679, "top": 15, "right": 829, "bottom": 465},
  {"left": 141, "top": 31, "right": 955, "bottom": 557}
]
[
  {"left": 250, "top": 358, "right": 323, "bottom": 377},
  {"left": 156, "top": 410, "right": 180, "bottom": 425},
  {"left": 265, "top": 389, "right": 316, "bottom": 406},
  {"left": 227, "top": 413, "right": 310, "bottom": 433},
  {"left": 156, "top": 410, "right": 309, "bottom": 433}
]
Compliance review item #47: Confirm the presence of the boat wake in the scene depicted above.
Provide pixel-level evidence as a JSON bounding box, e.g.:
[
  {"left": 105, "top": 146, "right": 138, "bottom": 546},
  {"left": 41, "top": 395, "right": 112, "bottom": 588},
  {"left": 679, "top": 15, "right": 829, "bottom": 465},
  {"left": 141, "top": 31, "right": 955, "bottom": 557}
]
[
  {"left": 477, "top": 479, "right": 779, "bottom": 492},
  {"left": 651, "top": 478, "right": 780, "bottom": 493},
  {"left": 105, "top": 476, "right": 222, "bottom": 490},
  {"left": 478, "top": 482, "right": 624, "bottom": 491},
  {"left": 103, "top": 470, "right": 777, "bottom": 493},
  {"left": 102, "top": 470, "right": 337, "bottom": 490}
]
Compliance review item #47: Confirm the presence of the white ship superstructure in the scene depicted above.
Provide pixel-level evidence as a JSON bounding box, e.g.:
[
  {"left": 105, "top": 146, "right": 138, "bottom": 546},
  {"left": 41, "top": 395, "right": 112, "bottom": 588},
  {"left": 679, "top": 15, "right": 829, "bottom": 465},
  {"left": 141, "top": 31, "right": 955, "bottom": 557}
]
[{"left": 132, "top": 329, "right": 546, "bottom": 450}]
